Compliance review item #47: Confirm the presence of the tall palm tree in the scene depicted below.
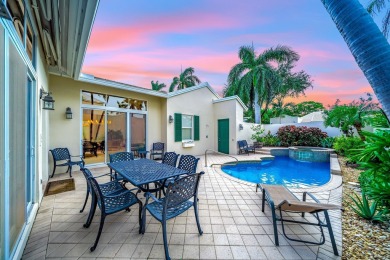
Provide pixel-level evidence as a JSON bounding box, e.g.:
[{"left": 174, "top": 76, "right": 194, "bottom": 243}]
[
  {"left": 322, "top": 0, "right": 390, "bottom": 121},
  {"left": 151, "top": 80, "right": 166, "bottom": 91},
  {"left": 227, "top": 45, "right": 299, "bottom": 123},
  {"left": 169, "top": 67, "right": 201, "bottom": 92},
  {"left": 366, "top": 0, "right": 390, "bottom": 38}
]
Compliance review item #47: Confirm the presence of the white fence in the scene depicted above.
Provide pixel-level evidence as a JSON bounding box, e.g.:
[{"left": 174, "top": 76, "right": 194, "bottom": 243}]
[{"left": 237, "top": 121, "right": 342, "bottom": 142}]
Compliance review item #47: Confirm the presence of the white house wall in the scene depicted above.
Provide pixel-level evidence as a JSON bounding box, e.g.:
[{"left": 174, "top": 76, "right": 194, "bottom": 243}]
[
  {"left": 48, "top": 75, "right": 164, "bottom": 171},
  {"left": 213, "top": 99, "right": 243, "bottom": 155},
  {"left": 166, "top": 87, "right": 216, "bottom": 156}
]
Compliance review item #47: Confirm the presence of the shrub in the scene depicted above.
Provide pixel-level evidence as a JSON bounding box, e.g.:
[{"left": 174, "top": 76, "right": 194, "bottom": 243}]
[
  {"left": 276, "top": 125, "right": 328, "bottom": 147},
  {"left": 349, "top": 192, "right": 389, "bottom": 222},
  {"left": 259, "top": 131, "right": 280, "bottom": 146},
  {"left": 321, "top": 137, "right": 336, "bottom": 148},
  {"left": 250, "top": 124, "right": 264, "bottom": 142},
  {"left": 333, "top": 136, "right": 363, "bottom": 157},
  {"left": 353, "top": 130, "right": 390, "bottom": 209}
]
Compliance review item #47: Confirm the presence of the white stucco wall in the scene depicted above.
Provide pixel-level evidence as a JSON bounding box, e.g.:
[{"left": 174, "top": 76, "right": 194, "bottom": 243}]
[
  {"left": 166, "top": 87, "right": 217, "bottom": 156},
  {"left": 48, "top": 75, "right": 164, "bottom": 171},
  {"left": 263, "top": 122, "right": 342, "bottom": 137},
  {"left": 213, "top": 99, "right": 244, "bottom": 155}
]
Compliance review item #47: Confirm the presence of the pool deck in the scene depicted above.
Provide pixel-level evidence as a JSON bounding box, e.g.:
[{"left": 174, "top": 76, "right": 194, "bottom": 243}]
[{"left": 22, "top": 153, "right": 342, "bottom": 260}]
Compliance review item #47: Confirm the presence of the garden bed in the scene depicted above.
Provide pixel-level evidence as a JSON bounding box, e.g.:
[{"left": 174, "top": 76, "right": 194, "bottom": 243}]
[{"left": 340, "top": 157, "right": 390, "bottom": 259}]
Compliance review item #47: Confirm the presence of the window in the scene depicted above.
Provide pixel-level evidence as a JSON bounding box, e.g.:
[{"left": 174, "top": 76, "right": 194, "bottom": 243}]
[
  {"left": 174, "top": 113, "right": 200, "bottom": 142},
  {"left": 182, "top": 115, "right": 193, "bottom": 140},
  {"left": 82, "top": 91, "right": 147, "bottom": 111}
]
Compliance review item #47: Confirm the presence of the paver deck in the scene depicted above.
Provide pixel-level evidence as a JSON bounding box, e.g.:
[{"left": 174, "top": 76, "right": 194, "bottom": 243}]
[{"left": 23, "top": 153, "right": 342, "bottom": 259}]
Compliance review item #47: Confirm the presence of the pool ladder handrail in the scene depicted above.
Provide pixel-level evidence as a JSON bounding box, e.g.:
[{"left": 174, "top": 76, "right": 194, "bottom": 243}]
[{"left": 204, "top": 149, "right": 239, "bottom": 167}]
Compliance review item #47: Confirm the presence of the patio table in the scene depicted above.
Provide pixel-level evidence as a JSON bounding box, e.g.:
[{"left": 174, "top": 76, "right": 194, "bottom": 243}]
[{"left": 107, "top": 159, "right": 188, "bottom": 192}]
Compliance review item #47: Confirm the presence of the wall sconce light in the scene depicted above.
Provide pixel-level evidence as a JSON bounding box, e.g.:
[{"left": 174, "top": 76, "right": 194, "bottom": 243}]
[
  {"left": 65, "top": 107, "right": 73, "bottom": 119},
  {"left": 40, "top": 89, "right": 55, "bottom": 110},
  {"left": 239, "top": 124, "right": 244, "bottom": 131},
  {"left": 168, "top": 115, "right": 174, "bottom": 124}
]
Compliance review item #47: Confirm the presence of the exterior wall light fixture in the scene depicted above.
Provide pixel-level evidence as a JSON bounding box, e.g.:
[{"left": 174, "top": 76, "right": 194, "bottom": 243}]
[
  {"left": 65, "top": 107, "right": 73, "bottom": 119},
  {"left": 239, "top": 124, "right": 243, "bottom": 131},
  {"left": 40, "top": 89, "right": 55, "bottom": 110},
  {"left": 169, "top": 115, "right": 174, "bottom": 123}
]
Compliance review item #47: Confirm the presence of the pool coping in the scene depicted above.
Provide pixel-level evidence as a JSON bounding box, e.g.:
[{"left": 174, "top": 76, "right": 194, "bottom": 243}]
[{"left": 213, "top": 155, "right": 343, "bottom": 193}]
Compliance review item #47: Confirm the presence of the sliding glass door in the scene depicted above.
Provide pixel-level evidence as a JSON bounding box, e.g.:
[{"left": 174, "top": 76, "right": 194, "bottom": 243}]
[
  {"left": 82, "top": 93, "right": 147, "bottom": 165},
  {"left": 130, "top": 114, "right": 146, "bottom": 153},
  {"left": 82, "top": 109, "right": 106, "bottom": 165},
  {"left": 106, "top": 111, "right": 127, "bottom": 160}
]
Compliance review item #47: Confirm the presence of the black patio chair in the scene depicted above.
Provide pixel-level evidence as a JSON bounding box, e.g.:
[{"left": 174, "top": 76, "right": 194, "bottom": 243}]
[
  {"left": 49, "top": 148, "right": 84, "bottom": 178},
  {"left": 162, "top": 152, "right": 180, "bottom": 167},
  {"left": 150, "top": 142, "right": 164, "bottom": 160},
  {"left": 79, "top": 168, "right": 128, "bottom": 213},
  {"left": 83, "top": 170, "right": 142, "bottom": 252},
  {"left": 242, "top": 140, "right": 255, "bottom": 154},
  {"left": 141, "top": 172, "right": 205, "bottom": 260},
  {"left": 161, "top": 155, "right": 200, "bottom": 196},
  {"left": 109, "top": 152, "right": 134, "bottom": 182},
  {"left": 137, "top": 146, "right": 149, "bottom": 159},
  {"left": 177, "top": 154, "right": 199, "bottom": 173}
]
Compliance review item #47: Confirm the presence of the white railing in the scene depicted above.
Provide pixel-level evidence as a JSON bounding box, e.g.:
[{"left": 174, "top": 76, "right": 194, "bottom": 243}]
[{"left": 204, "top": 149, "right": 238, "bottom": 167}]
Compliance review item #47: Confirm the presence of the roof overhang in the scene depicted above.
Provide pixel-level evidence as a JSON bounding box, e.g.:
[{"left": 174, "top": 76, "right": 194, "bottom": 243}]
[
  {"left": 78, "top": 74, "right": 168, "bottom": 98},
  {"left": 167, "top": 82, "right": 220, "bottom": 99},
  {"left": 213, "top": 95, "right": 248, "bottom": 111}
]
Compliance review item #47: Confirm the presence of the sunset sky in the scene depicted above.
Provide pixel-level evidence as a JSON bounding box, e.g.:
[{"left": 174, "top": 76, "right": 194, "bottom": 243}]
[{"left": 82, "top": 0, "right": 386, "bottom": 106}]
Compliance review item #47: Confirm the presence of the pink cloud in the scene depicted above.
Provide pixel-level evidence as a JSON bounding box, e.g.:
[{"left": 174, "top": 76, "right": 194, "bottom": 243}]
[{"left": 87, "top": 12, "right": 241, "bottom": 53}]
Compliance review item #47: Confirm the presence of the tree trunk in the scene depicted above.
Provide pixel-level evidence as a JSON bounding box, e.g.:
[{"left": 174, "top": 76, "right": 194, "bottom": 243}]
[
  {"left": 322, "top": 0, "right": 390, "bottom": 119},
  {"left": 254, "top": 90, "right": 261, "bottom": 124}
]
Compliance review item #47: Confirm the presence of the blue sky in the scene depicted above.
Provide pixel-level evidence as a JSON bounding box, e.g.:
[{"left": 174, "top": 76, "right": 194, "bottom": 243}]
[{"left": 82, "top": 0, "right": 387, "bottom": 106}]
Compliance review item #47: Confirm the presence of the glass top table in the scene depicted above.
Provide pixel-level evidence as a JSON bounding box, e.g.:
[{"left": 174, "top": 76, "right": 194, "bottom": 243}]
[{"left": 107, "top": 159, "right": 188, "bottom": 188}]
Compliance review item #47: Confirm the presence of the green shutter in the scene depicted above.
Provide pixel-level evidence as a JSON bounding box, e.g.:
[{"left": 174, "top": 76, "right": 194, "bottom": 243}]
[
  {"left": 174, "top": 113, "right": 182, "bottom": 142},
  {"left": 194, "top": 115, "right": 200, "bottom": 141}
]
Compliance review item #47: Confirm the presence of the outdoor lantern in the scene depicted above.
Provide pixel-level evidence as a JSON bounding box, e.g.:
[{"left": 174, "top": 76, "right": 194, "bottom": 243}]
[
  {"left": 40, "top": 89, "right": 55, "bottom": 110},
  {"left": 65, "top": 107, "right": 73, "bottom": 119},
  {"left": 239, "top": 124, "right": 244, "bottom": 130},
  {"left": 169, "top": 115, "right": 174, "bottom": 123}
]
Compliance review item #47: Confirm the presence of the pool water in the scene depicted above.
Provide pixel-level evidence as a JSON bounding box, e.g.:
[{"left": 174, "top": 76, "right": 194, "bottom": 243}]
[{"left": 221, "top": 156, "right": 330, "bottom": 188}]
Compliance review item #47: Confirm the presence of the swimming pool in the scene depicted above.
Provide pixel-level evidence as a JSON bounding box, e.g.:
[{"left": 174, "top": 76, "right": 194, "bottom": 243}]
[{"left": 221, "top": 156, "right": 330, "bottom": 188}]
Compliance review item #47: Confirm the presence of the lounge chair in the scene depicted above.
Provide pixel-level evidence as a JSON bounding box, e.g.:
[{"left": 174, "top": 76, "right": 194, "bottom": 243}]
[
  {"left": 242, "top": 140, "right": 255, "bottom": 153},
  {"left": 257, "top": 184, "right": 341, "bottom": 256}
]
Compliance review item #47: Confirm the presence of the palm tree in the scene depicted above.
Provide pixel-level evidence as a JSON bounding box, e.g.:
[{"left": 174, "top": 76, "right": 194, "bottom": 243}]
[
  {"left": 366, "top": 0, "right": 390, "bottom": 38},
  {"left": 227, "top": 45, "right": 299, "bottom": 123},
  {"left": 271, "top": 98, "right": 295, "bottom": 118},
  {"left": 321, "top": 0, "right": 390, "bottom": 121},
  {"left": 169, "top": 67, "right": 201, "bottom": 92},
  {"left": 151, "top": 81, "right": 166, "bottom": 91}
]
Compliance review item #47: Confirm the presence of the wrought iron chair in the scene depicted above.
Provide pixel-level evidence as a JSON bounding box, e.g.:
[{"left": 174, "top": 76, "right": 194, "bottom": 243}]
[
  {"left": 150, "top": 142, "right": 164, "bottom": 160},
  {"left": 141, "top": 172, "right": 204, "bottom": 260},
  {"left": 177, "top": 154, "right": 199, "bottom": 173},
  {"left": 79, "top": 168, "right": 127, "bottom": 213},
  {"left": 162, "top": 152, "right": 180, "bottom": 167},
  {"left": 83, "top": 170, "right": 142, "bottom": 252},
  {"left": 162, "top": 155, "right": 199, "bottom": 193},
  {"left": 109, "top": 152, "right": 134, "bottom": 182},
  {"left": 49, "top": 148, "right": 84, "bottom": 178}
]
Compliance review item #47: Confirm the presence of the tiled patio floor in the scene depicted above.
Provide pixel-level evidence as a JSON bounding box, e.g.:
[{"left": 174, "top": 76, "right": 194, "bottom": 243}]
[{"left": 22, "top": 153, "right": 342, "bottom": 259}]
